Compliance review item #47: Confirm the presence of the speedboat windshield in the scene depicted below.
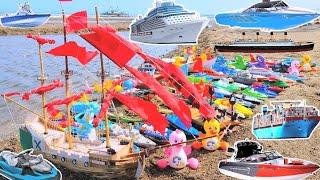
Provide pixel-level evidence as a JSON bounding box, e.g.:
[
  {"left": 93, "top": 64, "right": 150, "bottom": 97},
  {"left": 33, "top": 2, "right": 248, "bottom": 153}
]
[
  {"left": 240, "top": 151, "right": 283, "bottom": 163},
  {"left": 244, "top": 1, "right": 289, "bottom": 13}
]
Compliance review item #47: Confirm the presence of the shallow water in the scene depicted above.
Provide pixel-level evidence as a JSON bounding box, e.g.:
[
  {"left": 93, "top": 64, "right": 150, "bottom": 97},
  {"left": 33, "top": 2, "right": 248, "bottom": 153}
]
[{"left": 0, "top": 32, "right": 177, "bottom": 137}]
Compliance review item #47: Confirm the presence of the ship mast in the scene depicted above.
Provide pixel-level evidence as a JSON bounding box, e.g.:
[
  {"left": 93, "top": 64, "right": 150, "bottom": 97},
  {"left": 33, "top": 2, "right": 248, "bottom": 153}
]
[
  {"left": 95, "top": 6, "right": 111, "bottom": 148},
  {"left": 37, "top": 35, "right": 48, "bottom": 134},
  {"left": 62, "top": 10, "right": 73, "bottom": 149}
]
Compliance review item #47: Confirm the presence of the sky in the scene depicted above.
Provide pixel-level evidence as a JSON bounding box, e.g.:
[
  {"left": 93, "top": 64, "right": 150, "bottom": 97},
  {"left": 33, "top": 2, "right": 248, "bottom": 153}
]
[{"left": 1, "top": 0, "right": 320, "bottom": 16}]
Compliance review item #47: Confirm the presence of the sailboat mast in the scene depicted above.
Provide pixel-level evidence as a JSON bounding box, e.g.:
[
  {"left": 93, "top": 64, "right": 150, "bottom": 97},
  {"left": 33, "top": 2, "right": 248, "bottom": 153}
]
[
  {"left": 95, "top": 6, "right": 111, "bottom": 148},
  {"left": 37, "top": 37, "right": 48, "bottom": 134},
  {"left": 62, "top": 10, "right": 73, "bottom": 149}
]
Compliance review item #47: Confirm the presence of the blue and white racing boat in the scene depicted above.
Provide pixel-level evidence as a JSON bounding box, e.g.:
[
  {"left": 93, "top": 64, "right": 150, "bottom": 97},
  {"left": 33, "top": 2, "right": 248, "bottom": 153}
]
[
  {"left": 215, "top": 0, "right": 320, "bottom": 31},
  {"left": 0, "top": 3, "right": 50, "bottom": 28}
]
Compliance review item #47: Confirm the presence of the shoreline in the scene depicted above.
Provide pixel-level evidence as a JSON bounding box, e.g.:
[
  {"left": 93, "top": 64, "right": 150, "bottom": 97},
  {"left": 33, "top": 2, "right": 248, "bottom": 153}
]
[{"left": 0, "top": 17, "right": 132, "bottom": 36}]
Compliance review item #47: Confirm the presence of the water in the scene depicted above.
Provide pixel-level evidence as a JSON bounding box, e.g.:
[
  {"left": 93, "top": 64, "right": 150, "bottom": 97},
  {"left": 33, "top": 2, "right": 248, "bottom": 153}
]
[{"left": 0, "top": 32, "right": 177, "bottom": 137}]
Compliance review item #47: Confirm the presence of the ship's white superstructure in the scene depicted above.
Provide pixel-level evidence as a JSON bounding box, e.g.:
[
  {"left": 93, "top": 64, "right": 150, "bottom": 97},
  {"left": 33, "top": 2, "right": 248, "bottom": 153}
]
[{"left": 130, "top": 0, "right": 208, "bottom": 44}]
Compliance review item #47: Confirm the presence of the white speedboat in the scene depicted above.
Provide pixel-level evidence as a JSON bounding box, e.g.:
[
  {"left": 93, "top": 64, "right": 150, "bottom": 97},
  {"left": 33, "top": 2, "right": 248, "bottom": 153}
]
[
  {"left": 219, "top": 139, "right": 319, "bottom": 180},
  {"left": 0, "top": 2, "right": 50, "bottom": 28},
  {"left": 215, "top": 0, "right": 320, "bottom": 31}
]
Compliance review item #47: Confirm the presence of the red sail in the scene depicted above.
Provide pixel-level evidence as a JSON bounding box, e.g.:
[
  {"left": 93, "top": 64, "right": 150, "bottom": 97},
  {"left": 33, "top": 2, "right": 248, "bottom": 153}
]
[
  {"left": 22, "top": 80, "right": 64, "bottom": 101},
  {"left": 93, "top": 95, "right": 112, "bottom": 127},
  {"left": 45, "top": 90, "right": 92, "bottom": 107},
  {"left": 80, "top": 25, "right": 141, "bottom": 68},
  {"left": 66, "top": 11, "right": 88, "bottom": 33},
  {"left": 26, "top": 34, "right": 55, "bottom": 45},
  {"left": 47, "top": 41, "right": 98, "bottom": 65},
  {"left": 126, "top": 65, "right": 192, "bottom": 128},
  {"left": 113, "top": 93, "right": 168, "bottom": 134},
  {"left": 139, "top": 53, "right": 216, "bottom": 119},
  {"left": 1, "top": 92, "right": 20, "bottom": 97},
  {"left": 192, "top": 59, "right": 204, "bottom": 72}
]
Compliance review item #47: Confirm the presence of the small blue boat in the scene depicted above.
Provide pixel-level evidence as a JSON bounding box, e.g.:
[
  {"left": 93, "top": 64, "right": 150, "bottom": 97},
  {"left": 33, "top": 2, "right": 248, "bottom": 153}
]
[
  {"left": 253, "top": 100, "right": 320, "bottom": 139},
  {"left": 0, "top": 149, "right": 61, "bottom": 180},
  {"left": 166, "top": 114, "right": 200, "bottom": 137},
  {"left": 0, "top": 3, "right": 50, "bottom": 28},
  {"left": 215, "top": 0, "right": 320, "bottom": 31}
]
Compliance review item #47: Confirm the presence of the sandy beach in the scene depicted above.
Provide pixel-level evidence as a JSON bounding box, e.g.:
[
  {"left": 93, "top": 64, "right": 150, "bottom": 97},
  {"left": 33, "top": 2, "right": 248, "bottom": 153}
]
[{"left": 0, "top": 21, "right": 319, "bottom": 180}]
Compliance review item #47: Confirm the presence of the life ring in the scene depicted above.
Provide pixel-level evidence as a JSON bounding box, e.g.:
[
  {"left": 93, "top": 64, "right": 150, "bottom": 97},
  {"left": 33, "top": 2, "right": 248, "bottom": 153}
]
[
  {"left": 84, "top": 162, "right": 89, "bottom": 167},
  {"left": 61, "top": 157, "right": 66, "bottom": 162},
  {"left": 52, "top": 154, "right": 57, "bottom": 159},
  {"left": 72, "top": 159, "right": 77, "bottom": 165}
]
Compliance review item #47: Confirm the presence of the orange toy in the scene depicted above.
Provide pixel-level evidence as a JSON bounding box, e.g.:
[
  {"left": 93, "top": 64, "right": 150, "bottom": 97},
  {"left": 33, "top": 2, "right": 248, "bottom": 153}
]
[{"left": 192, "top": 119, "right": 229, "bottom": 151}]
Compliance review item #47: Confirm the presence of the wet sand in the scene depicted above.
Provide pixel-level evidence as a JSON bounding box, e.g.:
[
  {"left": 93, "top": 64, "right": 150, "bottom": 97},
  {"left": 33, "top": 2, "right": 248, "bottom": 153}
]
[{"left": 0, "top": 22, "right": 320, "bottom": 179}]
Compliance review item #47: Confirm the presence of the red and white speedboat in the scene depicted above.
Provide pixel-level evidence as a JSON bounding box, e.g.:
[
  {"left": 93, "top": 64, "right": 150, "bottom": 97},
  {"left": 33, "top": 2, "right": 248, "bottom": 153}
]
[{"left": 219, "top": 140, "right": 319, "bottom": 180}]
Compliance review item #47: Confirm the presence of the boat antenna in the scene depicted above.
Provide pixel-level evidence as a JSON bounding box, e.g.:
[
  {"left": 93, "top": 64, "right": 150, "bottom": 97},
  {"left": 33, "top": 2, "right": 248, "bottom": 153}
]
[
  {"left": 60, "top": 2, "right": 73, "bottom": 149},
  {"left": 37, "top": 33, "right": 49, "bottom": 134},
  {"left": 95, "top": 5, "right": 111, "bottom": 148}
]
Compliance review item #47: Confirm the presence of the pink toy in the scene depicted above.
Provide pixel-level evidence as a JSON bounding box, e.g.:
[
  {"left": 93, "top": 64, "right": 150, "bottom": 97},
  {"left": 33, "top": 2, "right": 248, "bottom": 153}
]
[
  {"left": 288, "top": 61, "right": 300, "bottom": 76},
  {"left": 157, "top": 129, "right": 199, "bottom": 170}
]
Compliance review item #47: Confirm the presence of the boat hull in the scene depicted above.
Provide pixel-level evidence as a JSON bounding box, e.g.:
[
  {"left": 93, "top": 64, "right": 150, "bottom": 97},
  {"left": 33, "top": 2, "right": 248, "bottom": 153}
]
[
  {"left": 215, "top": 13, "right": 320, "bottom": 31},
  {"left": 253, "top": 118, "right": 320, "bottom": 139},
  {"left": 130, "top": 20, "right": 208, "bottom": 44},
  {"left": 0, "top": 14, "right": 50, "bottom": 28},
  {"left": 219, "top": 161, "right": 319, "bottom": 180},
  {"left": 215, "top": 42, "right": 314, "bottom": 53}
]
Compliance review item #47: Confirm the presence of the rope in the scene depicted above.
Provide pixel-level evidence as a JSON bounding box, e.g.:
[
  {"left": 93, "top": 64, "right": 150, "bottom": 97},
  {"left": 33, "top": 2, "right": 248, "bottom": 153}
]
[{"left": 2, "top": 97, "right": 19, "bottom": 131}]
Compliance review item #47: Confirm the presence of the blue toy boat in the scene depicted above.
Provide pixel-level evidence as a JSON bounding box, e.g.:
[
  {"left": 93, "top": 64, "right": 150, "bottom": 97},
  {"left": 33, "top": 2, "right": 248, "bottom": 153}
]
[
  {"left": 215, "top": 0, "right": 320, "bottom": 31},
  {"left": 0, "top": 149, "right": 61, "bottom": 180},
  {"left": 166, "top": 114, "right": 200, "bottom": 137},
  {"left": 71, "top": 102, "right": 100, "bottom": 115},
  {"left": 253, "top": 100, "right": 320, "bottom": 139},
  {"left": 253, "top": 86, "right": 278, "bottom": 98},
  {"left": 0, "top": 3, "right": 50, "bottom": 28}
]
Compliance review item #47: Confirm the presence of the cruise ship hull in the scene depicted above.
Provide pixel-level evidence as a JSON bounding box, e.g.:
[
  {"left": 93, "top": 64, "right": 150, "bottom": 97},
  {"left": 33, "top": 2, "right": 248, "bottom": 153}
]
[
  {"left": 215, "top": 13, "right": 320, "bottom": 31},
  {"left": 253, "top": 118, "right": 320, "bottom": 139},
  {"left": 0, "top": 14, "right": 50, "bottom": 28},
  {"left": 130, "top": 21, "right": 207, "bottom": 44}
]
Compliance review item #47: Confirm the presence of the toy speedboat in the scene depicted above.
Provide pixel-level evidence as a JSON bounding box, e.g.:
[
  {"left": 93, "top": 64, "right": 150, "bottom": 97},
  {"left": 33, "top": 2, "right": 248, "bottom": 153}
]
[
  {"left": 0, "top": 149, "right": 61, "bottom": 180},
  {"left": 219, "top": 140, "right": 319, "bottom": 180},
  {"left": 0, "top": 3, "right": 50, "bottom": 28},
  {"left": 215, "top": 0, "right": 320, "bottom": 31}
]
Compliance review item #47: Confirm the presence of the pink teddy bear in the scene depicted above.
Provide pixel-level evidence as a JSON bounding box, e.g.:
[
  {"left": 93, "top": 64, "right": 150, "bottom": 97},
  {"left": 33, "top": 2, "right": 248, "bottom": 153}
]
[
  {"left": 157, "top": 129, "right": 199, "bottom": 170},
  {"left": 288, "top": 61, "right": 300, "bottom": 76}
]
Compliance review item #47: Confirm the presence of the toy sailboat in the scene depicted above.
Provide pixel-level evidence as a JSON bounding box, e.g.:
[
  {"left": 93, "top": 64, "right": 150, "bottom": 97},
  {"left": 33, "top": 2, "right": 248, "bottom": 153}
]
[{"left": 2, "top": 7, "right": 147, "bottom": 179}]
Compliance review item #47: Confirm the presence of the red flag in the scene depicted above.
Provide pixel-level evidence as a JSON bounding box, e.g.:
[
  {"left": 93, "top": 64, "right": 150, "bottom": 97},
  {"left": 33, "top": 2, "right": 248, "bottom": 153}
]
[
  {"left": 47, "top": 41, "right": 98, "bottom": 65},
  {"left": 192, "top": 59, "right": 203, "bottom": 72},
  {"left": 93, "top": 96, "right": 112, "bottom": 127},
  {"left": 139, "top": 53, "right": 216, "bottom": 119},
  {"left": 80, "top": 25, "right": 141, "bottom": 67},
  {"left": 26, "top": 34, "right": 55, "bottom": 45},
  {"left": 113, "top": 93, "right": 169, "bottom": 134},
  {"left": 66, "top": 11, "right": 87, "bottom": 33},
  {"left": 22, "top": 80, "right": 64, "bottom": 101},
  {"left": 1, "top": 92, "right": 20, "bottom": 97},
  {"left": 126, "top": 65, "right": 192, "bottom": 128}
]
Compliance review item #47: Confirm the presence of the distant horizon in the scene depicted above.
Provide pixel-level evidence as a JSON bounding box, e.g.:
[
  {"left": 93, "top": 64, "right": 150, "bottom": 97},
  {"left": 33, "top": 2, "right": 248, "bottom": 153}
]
[{"left": 1, "top": 0, "right": 320, "bottom": 16}]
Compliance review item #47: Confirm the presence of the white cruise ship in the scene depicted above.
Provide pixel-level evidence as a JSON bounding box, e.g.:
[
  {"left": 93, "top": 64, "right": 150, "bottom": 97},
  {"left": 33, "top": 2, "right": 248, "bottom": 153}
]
[{"left": 129, "top": 0, "right": 209, "bottom": 44}]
